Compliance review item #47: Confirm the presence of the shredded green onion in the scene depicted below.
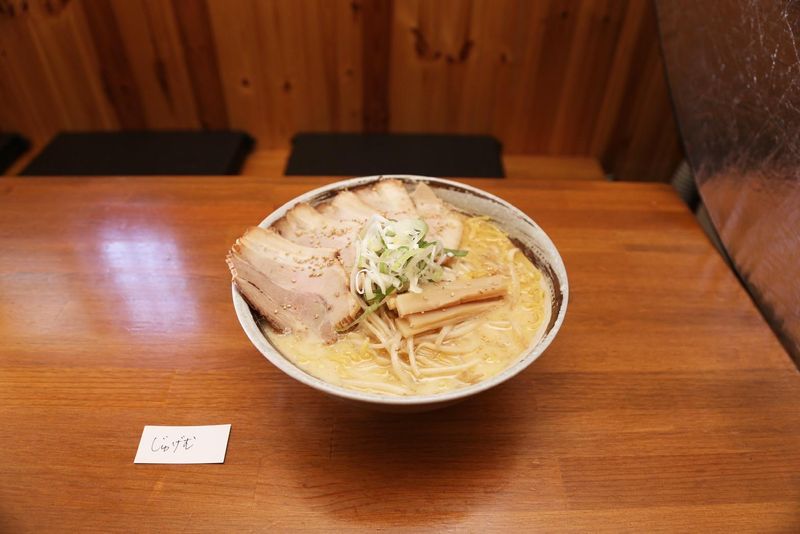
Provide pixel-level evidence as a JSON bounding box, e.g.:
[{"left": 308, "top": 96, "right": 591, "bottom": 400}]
[
  {"left": 444, "top": 248, "right": 468, "bottom": 257},
  {"left": 349, "top": 215, "right": 467, "bottom": 316},
  {"left": 345, "top": 286, "right": 396, "bottom": 330}
]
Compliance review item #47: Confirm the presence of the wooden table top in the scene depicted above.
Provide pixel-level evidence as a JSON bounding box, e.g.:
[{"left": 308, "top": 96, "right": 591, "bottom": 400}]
[{"left": 1, "top": 175, "right": 798, "bottom": 532}]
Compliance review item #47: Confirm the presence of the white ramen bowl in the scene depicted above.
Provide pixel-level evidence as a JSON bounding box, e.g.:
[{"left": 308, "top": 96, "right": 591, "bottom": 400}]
[{"left": 231, "top": 175, "right": 568, "bottom": 412}]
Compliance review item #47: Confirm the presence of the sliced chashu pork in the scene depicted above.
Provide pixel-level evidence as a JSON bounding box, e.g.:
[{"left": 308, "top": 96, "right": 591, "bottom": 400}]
[
  {"left": 318, "top": 190, "right": 376, "bottom": 226},
  {"left": 227, "top": 226, "right": 359, "bottom": 343},
  {"left": 410, "top": 182, "right": 464, "bottom": 250},
  {"left": 274, "top": 202, "right": 361, "bottom": 272},
  {"left": 355, "top": 179, "right": 419, "bottom": 220}
]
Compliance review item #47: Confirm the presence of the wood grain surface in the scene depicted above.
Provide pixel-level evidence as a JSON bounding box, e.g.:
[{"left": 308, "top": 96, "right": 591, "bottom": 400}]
[
  {"left": 0, "top": 173, "right": 797, "bottom": 532},
  {"left": 0, "top": 0, "right": 681, "bottom": 181}
]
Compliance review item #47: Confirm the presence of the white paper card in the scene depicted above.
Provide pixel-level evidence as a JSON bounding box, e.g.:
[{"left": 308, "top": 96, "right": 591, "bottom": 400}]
[{"left": 134, "top": 424, "right": 231, "bottom": 464}]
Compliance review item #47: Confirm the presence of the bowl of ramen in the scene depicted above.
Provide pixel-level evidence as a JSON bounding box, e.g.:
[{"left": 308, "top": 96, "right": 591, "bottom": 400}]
[{"left": 227, "top": 175, "right": 568, "bottom": 411}]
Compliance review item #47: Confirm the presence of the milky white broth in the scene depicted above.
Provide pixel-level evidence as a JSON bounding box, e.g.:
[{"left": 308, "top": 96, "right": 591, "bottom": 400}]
[{"left": 265, "top": 216, "right": 551, "bottom": 396}]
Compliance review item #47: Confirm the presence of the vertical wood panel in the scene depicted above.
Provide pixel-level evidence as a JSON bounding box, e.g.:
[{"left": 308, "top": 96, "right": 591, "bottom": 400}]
[
  {"left": 172, "top": 0, "right": 229, "bottom": 129},
  {"left": 82, "top": 0, "right": 147, "bottom": 128},
  {"left": 0, "top": 0, "right": 682, "bottom": 181},
  {"left": 361, "top": 0, "right": 392, "bottom": 132},
  {"left": 108, "top": 0, "right": 200, "bottom": 128},
  {"left": 0, "top": 6, "right": 68, "bottom": 140},
  {"left": 205, "top": 0, "right": 265, "bottom": 142},
  {"left": 520, "top": 0, "right": 582, "bottom": 153},
  {"left": 488, "top": 1, "right": 551, "bottom": 152},
  {"left": 207, "top": 0, "right": 362, "bottom": 148},
  {"left": 599, "top": 2, "right": 683, "bottom": 181},
  {"left": 548, "top": 0, "right": 629, "bottom": 154},
  {"left": 589, "top": 0, "right": 648, "bottom": 156},
  {"left": 0, "top": 0, "right": 118, "bottom": 139},
  {"left": 332, "top": 0, "right": 364, "bottom": 131},
  {"left": 25, "top": 1, "right": 117, "bottom": 130}
]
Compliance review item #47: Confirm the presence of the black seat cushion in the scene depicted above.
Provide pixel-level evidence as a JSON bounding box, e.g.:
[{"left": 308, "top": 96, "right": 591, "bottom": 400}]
[
  {"left": 21, "top": 131, "right": 253, "bottom": 176},
  {"left": 0, "top": 133, "right": 30, "bottom": 174},
  {"left": 285, "top": 133, "right": 504, "bottom": 177}
]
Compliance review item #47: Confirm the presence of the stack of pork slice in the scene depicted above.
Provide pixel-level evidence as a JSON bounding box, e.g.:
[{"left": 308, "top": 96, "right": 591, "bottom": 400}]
[{"left": 227, "top": 179, "right": 508, "bottom": 343}]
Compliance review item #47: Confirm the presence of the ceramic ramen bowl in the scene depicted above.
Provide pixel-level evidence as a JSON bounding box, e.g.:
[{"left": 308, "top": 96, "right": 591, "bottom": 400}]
[{"left": 230, "top": 175, "right": 568, "bottom": 412}]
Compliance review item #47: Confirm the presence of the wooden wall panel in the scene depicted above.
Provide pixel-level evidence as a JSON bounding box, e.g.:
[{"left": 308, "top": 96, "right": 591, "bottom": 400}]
[
  {"left": 388, "top": 0, "right": 682, "bottom": 180},
  {"left": 110, "top": 0, "right": 200, "bottom": 128},
  {"left": 206, "top": 0, "right": 362, "bottom": 148},
  {"left": 0, "top": 0, "right": 682, "bottom": 181},
  {"left": 0, "top": 0, "right": 118, "bottom": 139},
  {"left": 361, "top": 0, "right": 392, "bottom": 132},
  {"left": 598, "top": 0, "right": 683, "bottom": 182},
  {"left": 171, "top": 0, "right": 228, "bottom": 129},
  {"left": 81, "top": 0, "right": 145, "bottom": 129}
]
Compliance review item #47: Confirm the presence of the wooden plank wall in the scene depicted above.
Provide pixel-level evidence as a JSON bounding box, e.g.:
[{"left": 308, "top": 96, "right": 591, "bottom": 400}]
[{"left": 0, "top": 0, "right": 682, "bottom": 181}]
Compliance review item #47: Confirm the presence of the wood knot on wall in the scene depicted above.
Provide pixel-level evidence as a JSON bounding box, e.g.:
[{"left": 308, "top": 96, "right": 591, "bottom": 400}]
[
  {"left": 42, "top": 0, "right": 70, "bottom": 16},
  {"left": 0, "top": 0, "right": 28, "bottom": 17},
  {"left": 411, "top": 27, "right": 473, "bottom": 64}
]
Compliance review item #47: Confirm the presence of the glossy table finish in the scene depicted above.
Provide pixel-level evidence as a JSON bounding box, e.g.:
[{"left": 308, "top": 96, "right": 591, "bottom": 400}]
[{"left": 0, "top": 175, "right": 798, "bottom": 532}]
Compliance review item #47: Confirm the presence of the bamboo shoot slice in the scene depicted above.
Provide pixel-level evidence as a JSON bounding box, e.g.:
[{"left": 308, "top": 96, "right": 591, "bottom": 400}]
[
  {"left": 396, "top": 299, "right": 502, "bottom": 336},
  {"left": 395, "top": 275, "right": 507, "bottom": 317}
]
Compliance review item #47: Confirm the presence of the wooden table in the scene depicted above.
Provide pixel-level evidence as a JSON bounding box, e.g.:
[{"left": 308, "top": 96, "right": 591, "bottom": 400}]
[{"left": 1, "top": 175, "right": 798, "bottom": 532}]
